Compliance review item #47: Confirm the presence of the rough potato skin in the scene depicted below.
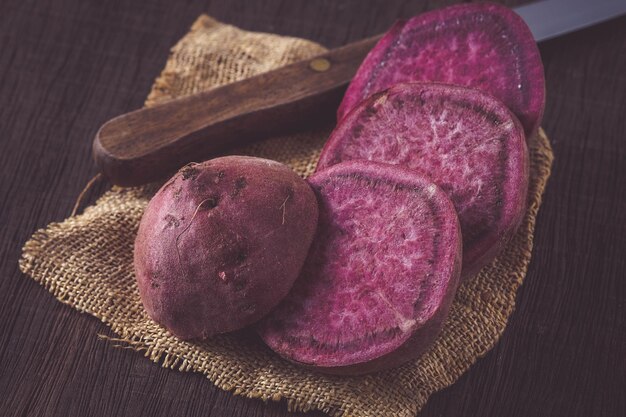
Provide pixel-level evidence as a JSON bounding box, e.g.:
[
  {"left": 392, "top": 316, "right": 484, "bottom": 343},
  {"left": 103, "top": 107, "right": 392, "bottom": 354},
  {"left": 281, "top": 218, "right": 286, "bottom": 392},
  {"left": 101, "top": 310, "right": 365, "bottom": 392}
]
[{"left": 134, "top": 156, "right": 319, "bottom": 340}]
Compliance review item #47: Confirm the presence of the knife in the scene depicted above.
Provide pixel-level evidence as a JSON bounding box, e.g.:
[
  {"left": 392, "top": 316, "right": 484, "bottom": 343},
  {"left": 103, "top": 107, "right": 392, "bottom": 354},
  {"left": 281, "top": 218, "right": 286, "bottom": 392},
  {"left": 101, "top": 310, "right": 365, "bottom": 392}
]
[{"left": 93, "top": 0, "right": 626, "bottom": 186}]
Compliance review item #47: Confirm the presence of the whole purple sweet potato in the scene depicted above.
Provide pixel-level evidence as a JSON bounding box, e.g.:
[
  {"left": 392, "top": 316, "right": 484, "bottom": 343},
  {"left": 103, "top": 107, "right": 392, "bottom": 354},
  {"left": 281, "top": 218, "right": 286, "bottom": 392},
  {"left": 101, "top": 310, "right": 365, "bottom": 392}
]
[
  {"left": 257, "top": 161, "right": 462, "bottom": 374},
  {"left": 134, "top": 156, "right": 318, "bottom": 340},
  {"left": 337, "top": 2, "right": 545, "bottom": 136},
  {"left": 318, "top": 82, "right": 529, "bottom": 279}
]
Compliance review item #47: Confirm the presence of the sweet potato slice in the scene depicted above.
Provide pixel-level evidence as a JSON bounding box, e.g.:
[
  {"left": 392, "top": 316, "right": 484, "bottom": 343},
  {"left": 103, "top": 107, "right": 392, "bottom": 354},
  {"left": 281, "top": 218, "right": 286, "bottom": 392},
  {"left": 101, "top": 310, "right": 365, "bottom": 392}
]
[
  {"left": 338, "top": 3, "right": 545, "bottom": 136},
  {"left": 257, "top": 161, "right": 462, "bottom": 374},
  {"left": 319, "top": 83, "right": 528, "bottom": 279}
]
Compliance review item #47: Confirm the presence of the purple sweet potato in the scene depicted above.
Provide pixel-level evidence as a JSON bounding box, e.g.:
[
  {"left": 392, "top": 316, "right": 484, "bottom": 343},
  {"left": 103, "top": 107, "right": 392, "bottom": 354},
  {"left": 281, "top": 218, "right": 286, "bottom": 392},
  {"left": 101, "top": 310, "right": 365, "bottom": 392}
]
[
  {"left": 318, "top": 83, "right": 528, "bottom": 279},
  {"left": 337, "top": 2, "right": 545, "bottom": 136},
  {"left": 134, "top": 156, "right": 318, "bottom": 340},
  {"left": 257, "top": 161, "right": 462, "bottom": 374}
]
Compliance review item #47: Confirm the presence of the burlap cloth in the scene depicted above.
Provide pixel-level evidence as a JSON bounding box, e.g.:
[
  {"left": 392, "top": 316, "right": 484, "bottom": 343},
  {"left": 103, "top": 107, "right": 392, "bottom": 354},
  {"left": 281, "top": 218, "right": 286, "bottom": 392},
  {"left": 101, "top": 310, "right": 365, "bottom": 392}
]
[{"left": 20, "top": 15, "right": 554, "bottom": 417}]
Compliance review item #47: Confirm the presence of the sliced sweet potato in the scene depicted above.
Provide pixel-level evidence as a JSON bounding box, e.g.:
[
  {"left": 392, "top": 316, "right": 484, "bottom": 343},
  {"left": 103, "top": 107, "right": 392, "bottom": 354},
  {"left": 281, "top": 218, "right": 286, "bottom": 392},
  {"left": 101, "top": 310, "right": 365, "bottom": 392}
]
[
  {"left": 338, "top": 3, "right": 545, "bottom": 136},
  {"left": 319, "top": 82, "right": 528, "bottom": 279},
  {"left": 257, "top": 161, "right": 462, "bottom": 374}
]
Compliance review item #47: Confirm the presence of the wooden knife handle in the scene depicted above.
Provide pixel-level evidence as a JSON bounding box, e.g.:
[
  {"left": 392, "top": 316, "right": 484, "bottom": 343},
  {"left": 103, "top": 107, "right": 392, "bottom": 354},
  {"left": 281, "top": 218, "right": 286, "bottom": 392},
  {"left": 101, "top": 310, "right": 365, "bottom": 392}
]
[{"left": 93, "top": 35, "right": 380, "bottom": 186}]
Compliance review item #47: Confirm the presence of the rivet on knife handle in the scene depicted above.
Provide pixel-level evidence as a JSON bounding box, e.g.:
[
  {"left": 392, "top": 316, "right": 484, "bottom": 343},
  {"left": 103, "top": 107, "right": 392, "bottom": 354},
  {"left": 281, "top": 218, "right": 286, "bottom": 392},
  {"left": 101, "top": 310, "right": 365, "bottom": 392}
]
[
  {"left": 92, "top": 35, "right": 380, "bottom": 187},
  {"left": 309, "top": 58, "right": 331, "bottom": 72}
]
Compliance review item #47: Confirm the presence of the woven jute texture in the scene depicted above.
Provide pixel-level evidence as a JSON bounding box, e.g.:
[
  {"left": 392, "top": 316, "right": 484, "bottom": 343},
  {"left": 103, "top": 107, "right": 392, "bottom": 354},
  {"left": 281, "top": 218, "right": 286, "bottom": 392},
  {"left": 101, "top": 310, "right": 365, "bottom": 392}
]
[{"left": 20, "top": 15, "right": 554, "bottom": 417}]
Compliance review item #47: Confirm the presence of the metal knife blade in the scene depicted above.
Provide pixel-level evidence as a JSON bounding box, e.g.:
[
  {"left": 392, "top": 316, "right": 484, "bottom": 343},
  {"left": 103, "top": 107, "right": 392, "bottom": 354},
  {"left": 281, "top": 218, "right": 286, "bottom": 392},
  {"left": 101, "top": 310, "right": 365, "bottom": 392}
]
[{"left": 516, "top": 0, "right": 626, "bottom": 42}]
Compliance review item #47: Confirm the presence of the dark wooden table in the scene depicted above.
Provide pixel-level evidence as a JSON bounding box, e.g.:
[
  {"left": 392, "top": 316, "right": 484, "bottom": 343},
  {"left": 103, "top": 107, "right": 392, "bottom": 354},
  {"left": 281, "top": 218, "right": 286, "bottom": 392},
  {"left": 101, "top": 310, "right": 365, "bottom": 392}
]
[{"left": 1, "top": 0, "right": 624, "bottom": 416}]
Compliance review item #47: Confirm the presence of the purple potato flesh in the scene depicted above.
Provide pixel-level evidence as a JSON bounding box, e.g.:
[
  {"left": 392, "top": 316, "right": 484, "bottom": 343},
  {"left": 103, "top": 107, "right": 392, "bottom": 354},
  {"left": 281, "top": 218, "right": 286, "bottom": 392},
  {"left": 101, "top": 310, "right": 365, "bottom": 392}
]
[
  {"left": 319, "top": 82, "right": 528, "bottom": 279},
  {"left": 257, "top": 161, "right": 462, "bottom": 374},
  {"left": 337, "top": 2, "right": 545, "bottom": 136}
]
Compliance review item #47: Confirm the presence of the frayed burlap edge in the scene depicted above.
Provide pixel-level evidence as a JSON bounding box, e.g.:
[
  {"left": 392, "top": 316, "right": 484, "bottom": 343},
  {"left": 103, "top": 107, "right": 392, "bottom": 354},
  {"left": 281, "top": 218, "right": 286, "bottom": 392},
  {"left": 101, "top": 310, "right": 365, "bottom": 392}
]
[{"left": 20, "top": 15, "right": 554, "bottom": 417}]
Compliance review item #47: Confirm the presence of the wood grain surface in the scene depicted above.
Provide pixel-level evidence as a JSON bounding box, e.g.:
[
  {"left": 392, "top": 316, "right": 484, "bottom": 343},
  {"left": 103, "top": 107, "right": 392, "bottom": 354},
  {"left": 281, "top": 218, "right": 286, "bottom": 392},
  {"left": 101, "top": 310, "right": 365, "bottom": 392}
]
[
  {"left": 93, "top": 35, "right": 380, "bottom": 186},
  {"left": 0, "top": 1, "right": 624, "bottom": 416}
]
